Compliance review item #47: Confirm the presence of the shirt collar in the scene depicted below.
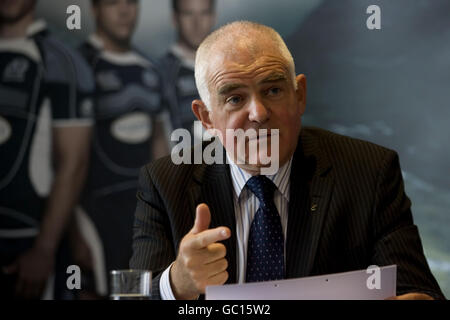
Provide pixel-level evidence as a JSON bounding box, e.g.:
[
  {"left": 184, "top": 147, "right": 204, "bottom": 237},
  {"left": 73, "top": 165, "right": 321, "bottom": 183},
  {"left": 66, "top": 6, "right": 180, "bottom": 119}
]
[
  {"left": 88, "top": 33, "right": 104, "bottom": 50},
  {"left": 26, "top": 19, "right": 47, "bottom": 37},
  {"left": 227, "top": 152, "right": 292, "bottom": 202},
  {"left": 87, "top": 34, "right": 150, "bottom": 67}
]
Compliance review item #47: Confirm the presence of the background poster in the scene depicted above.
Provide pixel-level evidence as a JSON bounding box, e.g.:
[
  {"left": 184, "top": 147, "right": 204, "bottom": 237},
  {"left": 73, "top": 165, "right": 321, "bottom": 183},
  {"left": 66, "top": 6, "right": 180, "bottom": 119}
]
[{"left": 37, "top": 0, "right": 450, "bottom": 297}]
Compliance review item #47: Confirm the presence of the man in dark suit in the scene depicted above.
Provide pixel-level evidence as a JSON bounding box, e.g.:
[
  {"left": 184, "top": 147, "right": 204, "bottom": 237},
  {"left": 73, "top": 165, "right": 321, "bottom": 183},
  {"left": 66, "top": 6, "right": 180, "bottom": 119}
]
[{"left": 130, "top": 21, "right": 445, "bottom": 300}]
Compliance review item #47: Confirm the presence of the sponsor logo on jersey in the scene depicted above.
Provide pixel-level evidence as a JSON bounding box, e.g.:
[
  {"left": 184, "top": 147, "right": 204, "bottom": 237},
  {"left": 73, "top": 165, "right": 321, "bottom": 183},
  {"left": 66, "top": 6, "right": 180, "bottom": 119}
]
[
  {"left": 0, "top": 115, "right": 12, "bottom": 145},
  {"left": 110, "top": 111, "right": 152, "bottom": 144},
  {"left": 2, "top": 58, "right": 29, "bottom": 82},
  {"left": 96, "top": 71, "right": 122, "bottom": 91}
]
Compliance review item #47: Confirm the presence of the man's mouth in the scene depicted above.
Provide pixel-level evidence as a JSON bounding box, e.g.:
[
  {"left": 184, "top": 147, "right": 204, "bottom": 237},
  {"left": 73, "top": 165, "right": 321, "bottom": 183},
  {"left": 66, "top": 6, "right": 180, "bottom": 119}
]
[{"left": 248, "top": 129, "right": 279, "bottom": 141}]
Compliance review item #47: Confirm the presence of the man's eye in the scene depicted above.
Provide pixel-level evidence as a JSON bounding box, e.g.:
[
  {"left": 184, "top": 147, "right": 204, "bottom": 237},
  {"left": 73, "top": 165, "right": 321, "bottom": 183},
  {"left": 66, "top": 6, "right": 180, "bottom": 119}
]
[
  {"left": 227, "top": 96, "right": 242, "bottom": 105},
  {"left": 267, "top": 87, "right": 282, "bottom": 96}
]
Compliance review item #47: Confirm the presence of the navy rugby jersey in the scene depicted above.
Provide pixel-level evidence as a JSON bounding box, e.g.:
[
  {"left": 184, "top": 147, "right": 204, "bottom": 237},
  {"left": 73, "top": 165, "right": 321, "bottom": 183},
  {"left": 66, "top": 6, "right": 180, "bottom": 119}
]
[
  {"left": 78, "top": 35, "right": 164, "bottom": 271},
  {"left": 160, "top": 45, "right": 200, "bottom": 141},
  {"left": 0, "top": 20, "right": 94, "bottom": 239},
  {"left": 79, "top": 35, "right": 163, "bottom": 198}
]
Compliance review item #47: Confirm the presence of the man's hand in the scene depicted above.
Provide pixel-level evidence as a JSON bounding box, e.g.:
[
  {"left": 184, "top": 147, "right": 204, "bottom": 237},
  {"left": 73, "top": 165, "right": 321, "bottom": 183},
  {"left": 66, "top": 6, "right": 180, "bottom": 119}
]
[
  {"left": 170, "top": 203, "right": 231, "bottom": 300},
  {"left": 3, "top": 245, "right": 54, "bottom": 299},
  {"left": 387, "top": 293, "right": 434, "bottom": 300}
]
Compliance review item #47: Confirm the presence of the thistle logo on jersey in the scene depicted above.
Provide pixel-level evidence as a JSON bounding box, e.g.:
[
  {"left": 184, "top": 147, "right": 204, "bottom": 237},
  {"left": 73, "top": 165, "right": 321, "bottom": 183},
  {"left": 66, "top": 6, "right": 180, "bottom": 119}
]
[
  {"left": 110, "top": 111, "right": 152, "bottom": 144},
  {"left": 0, "top": 116, "right": 12, "bottom": 145},
  {"left": 2, "top": 58, "right": 29, "bottom": 82},
  {"left": 96, "top": 71, "right": 122, "bottom": 91}
]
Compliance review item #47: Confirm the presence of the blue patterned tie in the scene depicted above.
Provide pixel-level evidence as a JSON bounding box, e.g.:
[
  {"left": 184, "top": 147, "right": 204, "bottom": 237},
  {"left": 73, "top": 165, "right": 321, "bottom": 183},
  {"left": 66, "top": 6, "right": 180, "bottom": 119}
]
[{"left": 245, "top": 175, "right": 285, "bottom": 282}]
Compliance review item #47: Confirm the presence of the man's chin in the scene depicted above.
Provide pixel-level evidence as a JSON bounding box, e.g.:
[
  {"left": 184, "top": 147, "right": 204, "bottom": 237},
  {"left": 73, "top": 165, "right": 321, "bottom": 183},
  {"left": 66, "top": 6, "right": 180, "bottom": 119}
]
[
  {"left": 233, "top": 161, "right": 279, "bottom": 176},
  {"left": 184, "top": 40, "right": 201, "bottom": 52},
  {"left": 0, "top": 1, "right": 35, "bottom": 23},
  {"left": 0, "top": 11, "right": 25, "bottom": 23},
  {"left": 232, "top": 152, "right": 278, "bottom": 169},
  {"left": 115, "top": 34, "right": 132, "bottom": 44},
  {"left": 109, "top": 29, "right": 133, "bottom": 45}
]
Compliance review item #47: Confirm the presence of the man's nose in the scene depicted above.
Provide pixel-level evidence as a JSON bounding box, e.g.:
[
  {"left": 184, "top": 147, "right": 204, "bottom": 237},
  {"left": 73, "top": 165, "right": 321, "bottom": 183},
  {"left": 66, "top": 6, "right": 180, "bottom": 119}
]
[{"left": 248, "top": 97, "right": 269, "bottom": 124}]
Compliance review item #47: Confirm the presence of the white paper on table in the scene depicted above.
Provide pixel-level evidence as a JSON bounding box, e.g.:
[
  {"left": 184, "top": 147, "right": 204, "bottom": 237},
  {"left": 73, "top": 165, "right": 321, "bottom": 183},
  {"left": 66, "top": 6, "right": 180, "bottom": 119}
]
[{"left": 206, "top": 265, "right": 396, "bottom": 300}]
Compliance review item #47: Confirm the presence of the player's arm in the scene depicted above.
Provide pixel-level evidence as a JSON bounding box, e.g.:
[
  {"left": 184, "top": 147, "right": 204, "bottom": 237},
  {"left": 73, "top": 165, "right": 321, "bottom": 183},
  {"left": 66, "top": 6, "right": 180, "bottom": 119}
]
[
  {"left": 35, "top": 125, "right": 92, "bottom": 257},
  {"left": 3, "top": 43, "right": 96, "bottom": 298},
  {"left": 4, "top": 125, "right": 92, "bottom": 299},
  {"left": 151, "top": 116, "right": 170, "bottom": 160},
  {"left": 150, "top": 67, "right": 171, "bottom": 160}
]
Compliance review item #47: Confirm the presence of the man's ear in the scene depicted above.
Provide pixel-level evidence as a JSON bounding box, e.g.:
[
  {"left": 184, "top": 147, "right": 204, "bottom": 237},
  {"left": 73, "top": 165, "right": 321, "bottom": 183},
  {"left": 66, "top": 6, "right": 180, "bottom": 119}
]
[
  {"left": 192, "top": 99, "right": 214, "bottom": 133},
  {"left": 295, "top": 74, "right": 307, "bottom": 114}
]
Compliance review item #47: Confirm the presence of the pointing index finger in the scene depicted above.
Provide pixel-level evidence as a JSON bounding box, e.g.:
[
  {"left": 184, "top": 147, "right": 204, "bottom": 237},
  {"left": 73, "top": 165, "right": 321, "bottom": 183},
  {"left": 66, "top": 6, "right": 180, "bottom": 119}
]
[{"left": 191, "top": 227, "right": 230, "bottom": 249}]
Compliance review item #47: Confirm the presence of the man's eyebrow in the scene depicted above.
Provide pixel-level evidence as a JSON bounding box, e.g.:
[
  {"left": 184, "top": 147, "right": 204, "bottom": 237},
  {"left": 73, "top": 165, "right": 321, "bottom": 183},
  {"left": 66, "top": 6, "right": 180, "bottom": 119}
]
[
  {"left": 217, "top": 73, "right": 288, "bottom": 96},
  {"left": 258, "top": 72, "right": 288, "bottom": 84},
  {"left": 217, "top": 83, "right": 247, "bottom": 96}
]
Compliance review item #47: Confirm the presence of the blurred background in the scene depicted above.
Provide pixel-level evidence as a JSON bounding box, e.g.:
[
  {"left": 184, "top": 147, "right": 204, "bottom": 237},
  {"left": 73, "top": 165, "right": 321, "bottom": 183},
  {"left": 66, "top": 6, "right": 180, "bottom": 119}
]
[{"left": 33, "top": 0, "right": 450, "bottom": 297}]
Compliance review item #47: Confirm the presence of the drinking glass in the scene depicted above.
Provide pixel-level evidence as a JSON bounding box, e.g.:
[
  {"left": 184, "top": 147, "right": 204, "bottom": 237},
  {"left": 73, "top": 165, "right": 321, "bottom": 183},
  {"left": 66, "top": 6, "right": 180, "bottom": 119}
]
[{"left": 109, "top": 269, "right": 152, "bottom": 300}]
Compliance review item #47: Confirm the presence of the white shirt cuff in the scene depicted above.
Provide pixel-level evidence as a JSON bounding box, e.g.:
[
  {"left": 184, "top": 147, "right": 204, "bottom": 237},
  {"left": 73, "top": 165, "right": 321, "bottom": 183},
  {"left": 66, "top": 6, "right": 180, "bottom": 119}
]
[{"left": 159, "top": 262, "right": 176, "bottom": 300}]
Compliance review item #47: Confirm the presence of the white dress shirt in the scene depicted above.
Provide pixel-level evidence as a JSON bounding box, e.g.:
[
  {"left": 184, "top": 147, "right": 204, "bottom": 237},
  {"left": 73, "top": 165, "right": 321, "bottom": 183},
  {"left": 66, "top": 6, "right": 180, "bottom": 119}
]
[{"left": 160, "top": 155, "right": 292, "bottom": 299}]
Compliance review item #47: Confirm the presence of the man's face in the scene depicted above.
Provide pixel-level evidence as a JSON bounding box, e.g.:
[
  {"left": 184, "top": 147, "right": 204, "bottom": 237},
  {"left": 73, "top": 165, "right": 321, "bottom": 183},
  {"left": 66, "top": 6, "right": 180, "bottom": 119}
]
[
  {"left": 94, "top": 0, "right": 138, "bottom": 44},
  {"left": 197, "top": 40, "right": 306, "bottom": 172},
  {"left": 173, "top": 0, "right": 215, "bottom": 50},
  {"left": 0, "top": 0, "right": 35, "bottom": 23}
]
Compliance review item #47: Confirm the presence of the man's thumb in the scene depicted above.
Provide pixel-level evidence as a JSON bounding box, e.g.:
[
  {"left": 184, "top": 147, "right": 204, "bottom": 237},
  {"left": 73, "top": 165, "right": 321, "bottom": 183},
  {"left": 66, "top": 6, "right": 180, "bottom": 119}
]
[{"left": 191, "top": 203, "right": 211, "bottom": 234}]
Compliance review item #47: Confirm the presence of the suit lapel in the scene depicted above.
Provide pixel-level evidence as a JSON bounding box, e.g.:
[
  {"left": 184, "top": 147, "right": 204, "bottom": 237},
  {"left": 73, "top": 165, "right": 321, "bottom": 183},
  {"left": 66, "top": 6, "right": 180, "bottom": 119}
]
[
  {"left": 190, "top": 162, "right": 237, "bottom": 284},
  {"left": 286, "top": 129, "right": 335, "bottom": 278}
]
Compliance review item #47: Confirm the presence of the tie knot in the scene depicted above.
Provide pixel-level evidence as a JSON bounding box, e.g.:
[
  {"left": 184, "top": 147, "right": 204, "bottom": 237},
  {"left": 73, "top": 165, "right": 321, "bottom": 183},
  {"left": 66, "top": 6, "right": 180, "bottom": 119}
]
[{"left": 246, "top": 175, "right": 276, "bottom": 206}]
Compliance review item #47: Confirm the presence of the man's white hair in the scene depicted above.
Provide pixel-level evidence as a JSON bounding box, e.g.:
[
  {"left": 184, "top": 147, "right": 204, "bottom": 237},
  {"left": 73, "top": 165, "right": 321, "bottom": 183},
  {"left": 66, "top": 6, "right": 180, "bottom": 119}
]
[{"left": 194, "top": 21, "right": 297, "bottom": 110}]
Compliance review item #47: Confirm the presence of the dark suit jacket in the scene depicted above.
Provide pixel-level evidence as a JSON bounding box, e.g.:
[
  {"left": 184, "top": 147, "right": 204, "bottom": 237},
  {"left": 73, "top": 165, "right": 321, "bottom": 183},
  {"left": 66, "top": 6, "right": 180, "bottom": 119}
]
[{"left": 130, "top": 127, "right": 445, "bottom": 300}]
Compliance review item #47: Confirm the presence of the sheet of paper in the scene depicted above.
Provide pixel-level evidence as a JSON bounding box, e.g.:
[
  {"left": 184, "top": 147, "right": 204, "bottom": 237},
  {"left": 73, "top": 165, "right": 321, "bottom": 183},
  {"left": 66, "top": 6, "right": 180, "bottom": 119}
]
[{"left": 206, "top": 265, "right": 396, "bottom": 300}]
